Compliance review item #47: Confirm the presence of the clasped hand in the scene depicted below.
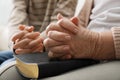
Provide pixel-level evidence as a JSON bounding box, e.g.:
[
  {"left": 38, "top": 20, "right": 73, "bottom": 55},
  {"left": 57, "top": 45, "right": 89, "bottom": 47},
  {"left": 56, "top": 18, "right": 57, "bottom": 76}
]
[
  {"left": 12, "top": 25, "right": 43, "bottom": 54},
  {"left": 44, "top": 14, "right": 102, "bottom": 60}
]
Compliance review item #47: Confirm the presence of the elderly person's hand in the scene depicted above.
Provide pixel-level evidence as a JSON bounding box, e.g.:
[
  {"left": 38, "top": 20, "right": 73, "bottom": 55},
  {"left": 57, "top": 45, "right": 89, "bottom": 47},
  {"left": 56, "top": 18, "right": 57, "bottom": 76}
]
[
  {"left": 12, "top": 25, "right": 43, "bottom": 54},
  {"left": 44, "top": 15, "right": 115, "bottom": 60}
]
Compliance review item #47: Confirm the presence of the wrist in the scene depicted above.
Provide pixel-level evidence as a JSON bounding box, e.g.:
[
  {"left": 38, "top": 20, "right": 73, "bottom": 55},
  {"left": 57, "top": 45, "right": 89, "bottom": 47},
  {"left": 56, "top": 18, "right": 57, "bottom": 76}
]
[{"left": 95, "top": 31, "right": 115, "bottom": 60}]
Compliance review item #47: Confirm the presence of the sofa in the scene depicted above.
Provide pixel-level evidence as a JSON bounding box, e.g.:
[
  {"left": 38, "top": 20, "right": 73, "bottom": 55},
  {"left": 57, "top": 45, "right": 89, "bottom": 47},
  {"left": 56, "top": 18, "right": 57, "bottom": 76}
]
[
  {"left": 0, "top": 27, "right": 9, "bottom": 51},
  {"left": 0, "top": 26, "right": 9, "bottom": 51}
]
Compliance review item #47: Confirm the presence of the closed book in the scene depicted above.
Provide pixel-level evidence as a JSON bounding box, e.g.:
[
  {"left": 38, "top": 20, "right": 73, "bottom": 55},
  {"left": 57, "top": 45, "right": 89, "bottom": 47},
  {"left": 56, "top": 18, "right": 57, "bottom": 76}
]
[{"left": 14, "top": 52, "right": 99, "bottom": 79}]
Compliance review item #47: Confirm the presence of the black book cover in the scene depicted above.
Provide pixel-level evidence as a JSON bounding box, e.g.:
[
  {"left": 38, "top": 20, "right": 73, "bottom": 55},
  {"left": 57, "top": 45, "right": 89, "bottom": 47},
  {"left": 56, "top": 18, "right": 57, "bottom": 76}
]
[{"left": 14, "top": 52, "right": 99, "bottom": 79}]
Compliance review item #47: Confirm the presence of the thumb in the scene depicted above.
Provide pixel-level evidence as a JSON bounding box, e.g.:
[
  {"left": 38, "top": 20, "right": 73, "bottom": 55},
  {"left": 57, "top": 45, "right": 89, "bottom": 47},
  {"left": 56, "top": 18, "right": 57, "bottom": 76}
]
[
  {"left": 57, "top": 13, "right": 79, "bottom": 26},
  {"left": 57, "top": 13, "right": 64, "bottom": 20},
  {"left": 25, "top": 26, "right": 34, "bottom": 32},
  {"left": 70, "top": 17, "right": 79, "bottom": 26},
  {"left": 19, "top": 25, "right": 26, "bottom": 30}
]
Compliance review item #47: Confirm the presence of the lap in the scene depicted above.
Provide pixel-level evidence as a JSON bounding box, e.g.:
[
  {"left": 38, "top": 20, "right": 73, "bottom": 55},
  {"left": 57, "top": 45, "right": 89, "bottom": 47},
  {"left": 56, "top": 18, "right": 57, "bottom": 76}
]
[
  {"left": 1, "top": 61, "right": 120, "bottom": 80},
  {"left": 0, "top": 50, "right": 13, "bottom": 64}
]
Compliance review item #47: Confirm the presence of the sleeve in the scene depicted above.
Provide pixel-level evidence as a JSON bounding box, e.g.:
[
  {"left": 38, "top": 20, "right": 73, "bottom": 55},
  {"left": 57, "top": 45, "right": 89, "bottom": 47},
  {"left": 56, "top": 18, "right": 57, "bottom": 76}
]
[
  {"left": 111, "top": 27, "right": 120, "bottom": 59},
  {"left": 50, "top": 0, "right": 77, "bottom": 23},
  {"left": 8, "top": 0, "right": 28, "bottom": 41},
  {"left": 7, "top": 0, "right": 28, "bottom": 48},
  {"left": 40, "top": 0, "right": 77, "bottom": 39}
]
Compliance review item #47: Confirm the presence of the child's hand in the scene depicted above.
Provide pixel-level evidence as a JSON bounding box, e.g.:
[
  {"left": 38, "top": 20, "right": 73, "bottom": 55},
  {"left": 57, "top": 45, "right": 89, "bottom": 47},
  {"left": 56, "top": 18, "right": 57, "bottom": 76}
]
[{"left": 12, "top": 25, "right": 44, "bottom": 54}]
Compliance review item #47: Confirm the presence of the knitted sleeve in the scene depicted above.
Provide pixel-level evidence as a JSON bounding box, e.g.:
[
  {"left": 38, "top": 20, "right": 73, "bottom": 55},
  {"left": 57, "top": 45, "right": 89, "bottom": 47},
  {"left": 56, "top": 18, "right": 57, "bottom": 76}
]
[{"left": 111, "top": 27, "right": 120, "bottom": 59}]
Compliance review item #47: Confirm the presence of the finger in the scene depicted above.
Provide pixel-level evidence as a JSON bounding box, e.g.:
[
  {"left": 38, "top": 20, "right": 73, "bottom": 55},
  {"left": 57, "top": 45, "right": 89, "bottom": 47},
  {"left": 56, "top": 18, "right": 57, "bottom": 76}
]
[
  {"left": 48, "top": 51, "right": 67, "bottom": 59},
  {"left": 25, "top": 26, "right": 34, "bottom": 32},
  {"left": 43, "top": 38, "right": 64, "bottom": 49},
  {"left": 49, "top": 45, "right": 70, "bottom": 54},
  {"left": 47, "top": 31, "right": 71, "bottom": 42},
  {"left": 57, "top": 14, "right": 79, "bottom": 27},
  {"left": 19, "top": 25, "right": 26, "bottom": 30},
  {"left": 57, "top": 13, "right": 64, "bottom": 20},
  {"left": 58, "top": 18, "right": 79, "bottom": 34},
  {"left": 32, "top": 44, "right": 43, "bottom": 53},
  {"left": 60, "top": 54, "right": 72, "bottom": 60},
  {"left": 15, "top": 48, "right": 32, "bottom": 54},
  {"left": 21, "top": 32, "right": 40, "bottom": 40},
  {"left": 19, "top": 25, "right": 34, "bottom": 32},
  {"left": 57, "top": 14, "right": 79, "bottom": 29},
  {"left": 70, "top": 17, "right": 79, "bottom": 26},
  {"left": 12, "top": 31, "right": 26, "bottom": 42},
  {"left": 13, "top": 38, "right": 32, "bottom": 49},
  {"left": 26, "top": 37, "right": 43, "bottom": 49},
  {"left": 46, "top": 23, "right": 65, "bottom": 35}
]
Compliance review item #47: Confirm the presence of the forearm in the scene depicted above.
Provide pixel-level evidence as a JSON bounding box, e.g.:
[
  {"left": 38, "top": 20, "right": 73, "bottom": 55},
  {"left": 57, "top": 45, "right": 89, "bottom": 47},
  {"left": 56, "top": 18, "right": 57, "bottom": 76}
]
[{"left": 88, "top": 30, "right": 115, "bottom": 60}]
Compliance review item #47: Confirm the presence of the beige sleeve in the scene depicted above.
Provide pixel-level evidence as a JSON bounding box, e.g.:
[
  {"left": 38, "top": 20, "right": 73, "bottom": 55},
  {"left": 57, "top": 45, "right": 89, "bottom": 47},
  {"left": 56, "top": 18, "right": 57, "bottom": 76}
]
[
  {"left": 8, "top": 0, "right": 28, "bottom": 41},
  {"left": 50, "top": 0, "right": 77, "bottom": 23},
  {"left": 7, "top": 0, "right": 28, "bottom": 48},
  {"left": 111, "top": 27, "right": 120, "bottom": 59},
  {"left": 40, "top": 0, "right": 77, "bottom": 40}
]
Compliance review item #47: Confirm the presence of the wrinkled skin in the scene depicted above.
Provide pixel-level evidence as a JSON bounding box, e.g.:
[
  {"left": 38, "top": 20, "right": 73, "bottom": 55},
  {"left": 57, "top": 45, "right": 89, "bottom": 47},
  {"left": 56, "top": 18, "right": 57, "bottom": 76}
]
[{"left": 44, "top": 15, "right": 102, "bottom": 60}]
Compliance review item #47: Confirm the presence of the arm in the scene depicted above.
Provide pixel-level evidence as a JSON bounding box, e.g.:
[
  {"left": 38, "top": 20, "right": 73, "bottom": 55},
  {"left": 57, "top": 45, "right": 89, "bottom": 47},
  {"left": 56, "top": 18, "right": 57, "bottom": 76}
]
[
  {"left": 44, "top": 17, "right": 116, "bottom": 60},
  {"left": 8, "top": 0, "right": 28, "bottom": 48}
]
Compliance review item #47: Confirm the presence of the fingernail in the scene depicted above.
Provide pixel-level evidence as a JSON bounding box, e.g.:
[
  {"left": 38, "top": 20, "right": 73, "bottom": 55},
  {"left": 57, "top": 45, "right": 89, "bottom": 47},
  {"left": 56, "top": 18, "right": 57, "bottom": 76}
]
[
  {"left": 71, "top": 17, "right": 79, "bottom": 26},
  {"left": 57, "top": 13, "right": 64, "bottom": 20}
]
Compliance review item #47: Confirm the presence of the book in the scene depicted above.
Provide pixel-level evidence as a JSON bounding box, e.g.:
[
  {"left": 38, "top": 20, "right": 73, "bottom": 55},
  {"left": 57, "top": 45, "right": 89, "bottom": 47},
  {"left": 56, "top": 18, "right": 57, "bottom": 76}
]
[{"left": 14, "top": 52, "right": 99, "bottom": 79}]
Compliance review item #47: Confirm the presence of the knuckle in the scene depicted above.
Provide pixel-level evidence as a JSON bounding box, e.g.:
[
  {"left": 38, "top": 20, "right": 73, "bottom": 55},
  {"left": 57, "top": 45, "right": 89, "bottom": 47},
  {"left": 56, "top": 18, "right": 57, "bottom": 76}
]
[
  {"left": 47, "top": 31, "right": 53, "bottom": 37},
  {"left": 46, "top": 23, "right": 56, "bottom": 33},
  {"left": 43, "top": 38, "right": 49, "bottom": 48},
  {"left": 50, "top": 23, "right": 56, "bottom": 28}
]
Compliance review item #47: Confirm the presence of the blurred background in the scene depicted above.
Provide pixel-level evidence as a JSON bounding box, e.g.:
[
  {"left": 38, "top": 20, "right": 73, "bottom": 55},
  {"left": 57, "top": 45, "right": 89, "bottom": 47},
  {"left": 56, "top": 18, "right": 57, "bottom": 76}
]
[
  {"left": 0, "top": 0, "right": 13, "bottom": 50},
  {"left": 0, "top": 0, "right": 12, "bottom": 27}
]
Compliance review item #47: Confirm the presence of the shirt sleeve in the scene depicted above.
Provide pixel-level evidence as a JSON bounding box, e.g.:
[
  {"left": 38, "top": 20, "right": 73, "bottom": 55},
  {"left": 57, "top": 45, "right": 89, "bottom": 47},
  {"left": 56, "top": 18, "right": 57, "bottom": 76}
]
[
  {"left": 7, "top": 0, "right": 29, "bottom": 48},
  {"left": 50, "top": 0, "right": 77, "bottom": 23},
  {"left": 40, "top": 0, "right": 77, "bottom": 39},
  {"left": 111, "top": 27, "right": 120, "bottom": 59}
]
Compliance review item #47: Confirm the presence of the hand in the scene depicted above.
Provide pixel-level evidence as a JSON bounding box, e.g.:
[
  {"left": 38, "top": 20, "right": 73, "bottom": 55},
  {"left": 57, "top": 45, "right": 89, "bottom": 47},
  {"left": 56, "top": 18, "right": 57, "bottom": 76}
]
[
  {"left": 44, "top": 14, "right": 79, "bottom": 59},
  {"left": 12, "top": 25, "right": 43, "bottom": 54},
  {"left": 44, "top": 16, "right": 115, "bottom": 60}
]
